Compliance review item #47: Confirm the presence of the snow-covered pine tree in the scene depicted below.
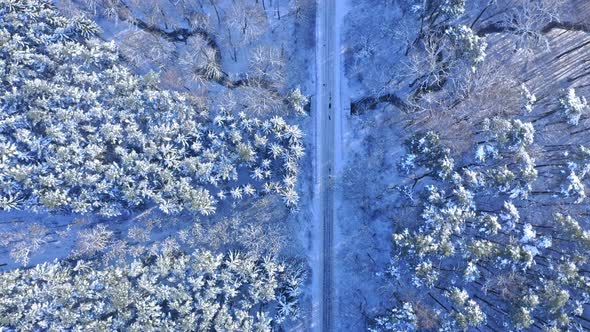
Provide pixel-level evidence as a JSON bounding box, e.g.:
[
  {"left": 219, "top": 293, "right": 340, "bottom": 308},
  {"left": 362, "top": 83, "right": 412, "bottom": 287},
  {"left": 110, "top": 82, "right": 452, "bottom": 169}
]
[
  {"left": 388, "top": 122, "right": 589, "bottom": 330},
  {"left": 560, "top": 88, "right": 589, "bottom": 126},
  {"left": 0, "top": 0, "right": 304, "bottom": 216},
  {"left": 0, "top": 245, "right": 306, "bottom": 331}
]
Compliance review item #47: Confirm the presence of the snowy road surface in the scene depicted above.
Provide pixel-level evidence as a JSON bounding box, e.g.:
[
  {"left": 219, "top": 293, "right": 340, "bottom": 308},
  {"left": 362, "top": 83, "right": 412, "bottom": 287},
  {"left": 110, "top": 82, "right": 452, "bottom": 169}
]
[{"left": 313, "top": 0, "right": 344, "bottom": 330}]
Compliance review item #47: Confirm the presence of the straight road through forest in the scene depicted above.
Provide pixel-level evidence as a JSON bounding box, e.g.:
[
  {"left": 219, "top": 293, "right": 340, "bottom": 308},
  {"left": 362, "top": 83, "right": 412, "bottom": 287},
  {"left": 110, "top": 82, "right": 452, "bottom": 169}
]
[{"left": 314, "top": 0, "right": 340, "bottom": 330}]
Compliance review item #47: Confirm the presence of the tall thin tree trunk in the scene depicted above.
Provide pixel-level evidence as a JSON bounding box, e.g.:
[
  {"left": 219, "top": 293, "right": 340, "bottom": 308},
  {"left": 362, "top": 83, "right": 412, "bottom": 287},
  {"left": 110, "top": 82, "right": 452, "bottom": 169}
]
[{"left": 208, "top": 0, "right": 221, "bottom": 25}]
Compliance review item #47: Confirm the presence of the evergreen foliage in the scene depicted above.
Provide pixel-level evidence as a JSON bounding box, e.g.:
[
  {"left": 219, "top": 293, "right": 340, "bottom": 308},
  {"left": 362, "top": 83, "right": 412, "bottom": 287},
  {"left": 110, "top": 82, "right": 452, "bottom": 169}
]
[
  {"left": 0, "top": 0, "right": 304, "bottom": 216},
  {"left": 389, "top": 118, "right": 589, "bottom": 330},
  {"left": 369, "top": 302, "right": 418, "bottom": 332},
  {"left": 445, "top": 25, "right": 488, "bottom": 71},
  {"left": 560, "top": 88, "right": 589, "bottom": 126},
  {"left": 0, "top": 246, "right": 305, "bottom": 331},
  {"left": 560, "top": 145, "right": 590, "bottom": 203},
  {"left": 399, "top": 131, "right": 454, "bottom": 179}
]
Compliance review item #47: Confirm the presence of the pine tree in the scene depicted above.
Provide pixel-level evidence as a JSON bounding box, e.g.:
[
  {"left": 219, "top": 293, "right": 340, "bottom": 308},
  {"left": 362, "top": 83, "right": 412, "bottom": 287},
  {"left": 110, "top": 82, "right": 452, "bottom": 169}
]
[
  {"left": 560, "top": 88, "right": 589, "bottom": 126},
  {"left": 0, "top": 0, "right": 304, "bottom": 215}
]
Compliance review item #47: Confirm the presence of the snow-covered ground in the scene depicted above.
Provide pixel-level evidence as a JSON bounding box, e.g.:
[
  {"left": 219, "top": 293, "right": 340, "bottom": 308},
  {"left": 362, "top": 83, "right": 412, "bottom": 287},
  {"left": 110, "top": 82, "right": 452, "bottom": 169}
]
[
  {"left": 333, "top": 1, "right": 412, "bottom": 330},
  {"left": 1, "top": 2, "right": 317, "bottom": 328},
  {"left": 310, "top": 0, "right": 339, "bottom": 329},
  {"left": 310, "top": 0, "right": 375, "bottom": 330},
  {"left": 15, "top": 0, "right": 590, "bottom": 329}
]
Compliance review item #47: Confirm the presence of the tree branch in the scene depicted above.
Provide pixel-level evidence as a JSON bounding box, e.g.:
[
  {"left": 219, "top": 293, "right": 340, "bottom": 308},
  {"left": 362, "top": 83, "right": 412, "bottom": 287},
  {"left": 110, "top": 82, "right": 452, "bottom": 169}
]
[{"left": 351, "top": 93, "right": 411, "bottom": 114}]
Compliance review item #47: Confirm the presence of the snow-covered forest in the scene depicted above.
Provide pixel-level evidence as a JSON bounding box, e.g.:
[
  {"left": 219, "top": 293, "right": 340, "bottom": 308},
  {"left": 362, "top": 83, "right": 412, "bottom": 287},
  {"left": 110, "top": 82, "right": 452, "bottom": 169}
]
[
  {"left": 1, "top": 0, "right": 590, "bottom": 331},
  {"left": 0, "top": 0, "right": 312, "bottom": 330},
  {"left": 342, "top": 0, "right": 590, "bottom": 330}
]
